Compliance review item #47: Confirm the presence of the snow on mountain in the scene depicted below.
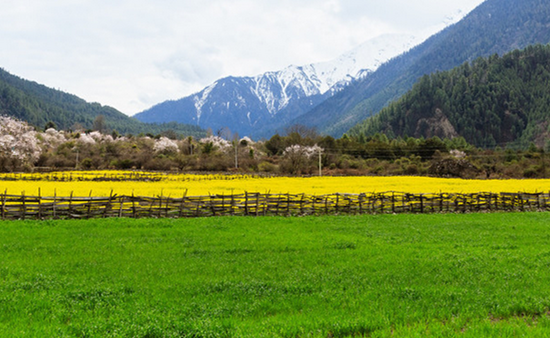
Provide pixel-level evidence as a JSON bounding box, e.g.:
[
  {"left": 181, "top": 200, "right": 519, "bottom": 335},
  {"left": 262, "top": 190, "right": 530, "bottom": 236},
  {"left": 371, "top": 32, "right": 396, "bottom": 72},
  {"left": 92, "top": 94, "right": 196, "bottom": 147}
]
[
  {"left": 135, "top": 33, "right": 428, "bottom": 137},
  {"left": 250, "top": 33, "right": 421, "bottom": 113},
  {"left": 308, "top": 34, "right": 422, "bottom": 92}
]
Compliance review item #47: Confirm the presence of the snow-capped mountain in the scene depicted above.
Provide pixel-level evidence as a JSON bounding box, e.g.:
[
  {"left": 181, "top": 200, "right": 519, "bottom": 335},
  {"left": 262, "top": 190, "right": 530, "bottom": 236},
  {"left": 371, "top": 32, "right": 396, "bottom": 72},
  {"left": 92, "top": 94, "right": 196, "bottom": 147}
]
[
  {"left": 134, "top": 7, "right": 471, "bottom": 138},
  {"left": 306, "top": 34, "right": 422, "bottom": 93},
  {"left": 134, "top": 34, "right": 425, "bottom": 138}
]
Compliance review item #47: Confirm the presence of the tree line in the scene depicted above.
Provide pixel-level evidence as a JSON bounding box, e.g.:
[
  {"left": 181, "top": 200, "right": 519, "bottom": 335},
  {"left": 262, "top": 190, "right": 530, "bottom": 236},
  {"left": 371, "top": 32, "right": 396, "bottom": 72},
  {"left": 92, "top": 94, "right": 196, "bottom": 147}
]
[{"left": 0, "top": 116, "right": 547, "bottom": 179}]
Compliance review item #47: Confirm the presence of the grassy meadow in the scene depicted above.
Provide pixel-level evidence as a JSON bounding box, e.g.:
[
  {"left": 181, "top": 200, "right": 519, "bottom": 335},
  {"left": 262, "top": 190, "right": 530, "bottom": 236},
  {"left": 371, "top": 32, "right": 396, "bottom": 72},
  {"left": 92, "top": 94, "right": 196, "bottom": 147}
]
[{"left": 2, "top": 213, "right": 550, "bottom": 337}]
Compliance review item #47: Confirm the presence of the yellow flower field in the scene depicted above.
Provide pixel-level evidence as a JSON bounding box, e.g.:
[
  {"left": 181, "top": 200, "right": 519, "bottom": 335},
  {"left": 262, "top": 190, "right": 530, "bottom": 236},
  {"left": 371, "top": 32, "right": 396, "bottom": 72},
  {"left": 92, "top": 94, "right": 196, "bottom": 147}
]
[{"left": 1, "top": 171, "right": 550, "bottom": 197}]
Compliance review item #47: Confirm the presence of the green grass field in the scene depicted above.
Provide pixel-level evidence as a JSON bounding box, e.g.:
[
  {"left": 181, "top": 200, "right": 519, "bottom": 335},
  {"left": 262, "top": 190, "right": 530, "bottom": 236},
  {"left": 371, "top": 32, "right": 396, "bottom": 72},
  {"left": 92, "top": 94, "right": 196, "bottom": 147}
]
[{"left": 1, "top": 213, "right": 550, "bottom": 337}]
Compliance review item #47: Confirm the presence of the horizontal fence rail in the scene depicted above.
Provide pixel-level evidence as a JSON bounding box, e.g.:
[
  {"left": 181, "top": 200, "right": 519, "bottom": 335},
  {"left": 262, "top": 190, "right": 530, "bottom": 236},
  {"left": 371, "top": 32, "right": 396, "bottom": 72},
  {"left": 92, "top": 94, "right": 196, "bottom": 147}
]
[{"left": 0, "top": 191, "right": 549, "bottom": 220}]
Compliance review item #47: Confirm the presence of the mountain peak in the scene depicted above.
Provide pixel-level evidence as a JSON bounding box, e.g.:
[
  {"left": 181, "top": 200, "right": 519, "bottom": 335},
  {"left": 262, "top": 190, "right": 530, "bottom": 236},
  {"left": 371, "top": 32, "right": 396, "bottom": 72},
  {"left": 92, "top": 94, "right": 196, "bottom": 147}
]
[
  {"left": 310, "top": 34, "right": 421, "bottom": 92},
  {"left": 135, "top": 32, "right": 425, "bottom": 137}
]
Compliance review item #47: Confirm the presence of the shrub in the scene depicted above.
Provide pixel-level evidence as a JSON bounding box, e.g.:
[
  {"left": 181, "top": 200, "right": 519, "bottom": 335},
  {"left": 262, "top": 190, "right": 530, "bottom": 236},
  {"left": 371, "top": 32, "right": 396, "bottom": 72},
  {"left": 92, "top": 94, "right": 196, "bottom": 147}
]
[{"left": 258, "top": 161, "right": 278, "bottom": 173}]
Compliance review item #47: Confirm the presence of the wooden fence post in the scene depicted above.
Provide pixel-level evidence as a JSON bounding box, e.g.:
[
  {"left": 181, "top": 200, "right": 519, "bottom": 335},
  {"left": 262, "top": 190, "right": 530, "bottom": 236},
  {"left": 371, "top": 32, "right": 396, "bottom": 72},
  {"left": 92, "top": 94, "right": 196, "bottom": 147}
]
[
  {"left": 133, "top": 192, "right": 138, "bottom": 218},
  {"left": 86, "top": 190, "right": 93, "bottom": 219},
  {"left": 158, "top": 191, "right": 163, "bottom": 218},
  {"left": 230, "top": 193, "right": 235, "bottom": 216},
  {"left": 520, "top": 193, "right": 525, "bottom": 212},
  {"left": 38, "top": 188, "right": 42, "bottom": 220},
  {"left": 68, "top": 191, "right": 74, "bottom": 219},
  {"left": 245, "top": 192, "right": 249, "bottom": 215},
  {"left": 165, "top": 194, "right": 171, "bottom": 218},
  {"left": 287, "top": 193, "right": 291, "bottom": 216},
  {"left": 194, "top": 197, "right": 200, "bottom": 217},
  {"left": 1, "top": 189, "right": 6, "bottom": 220},
  {"left": 53, "top": 189, "right": 57, "bottom": 219},
  {"left": 273, "top": 194, "right": 279, "bottom": 216},
  {"left": 104, "top": 190, "right": 113, "bottom": 218},
  {"left": 21, "top": 191, "right": 26, "bottom": 221},
  {"left": 256, "top": 193, "right": 260, "bottom": 217},
  {"left": 210, "top": 194, "right": 216, "bottom": 217},
  {"left": 179, "top": 190, "right": 187, "bottom": 218},
  {"left": 119, "top": 195, "right": 124, "bottom": 218}
]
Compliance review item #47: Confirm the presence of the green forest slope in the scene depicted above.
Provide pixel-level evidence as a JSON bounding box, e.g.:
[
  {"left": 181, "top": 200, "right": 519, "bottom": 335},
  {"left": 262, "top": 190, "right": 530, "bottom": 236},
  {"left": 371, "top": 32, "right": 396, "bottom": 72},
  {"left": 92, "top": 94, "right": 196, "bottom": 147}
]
[
  {"left": 0, "top": 68, "right": 205, "bottom": 137},
  {"left": 292, "top": 0, "right": 550, "bottom": 138},
  {"left": 349, "top": 44, "right": 550, "bottom": 148}
]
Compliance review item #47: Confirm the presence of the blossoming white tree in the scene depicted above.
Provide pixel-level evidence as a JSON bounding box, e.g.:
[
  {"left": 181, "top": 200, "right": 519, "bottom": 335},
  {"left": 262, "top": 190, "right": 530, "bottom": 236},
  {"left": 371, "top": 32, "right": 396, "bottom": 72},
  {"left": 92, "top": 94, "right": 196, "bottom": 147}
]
[
  {"left": 239, "top": 136, "right": 254, "bottom": 146},
  {"left": 199, "top": 135, "right": 231, "bottom": 153},
  {"left": 282, "top": 144, "right": 323, "bottom": 174},
  {"left": 0, "top": 116, "right": 41, "bottom": 171},
  {"left": 153, "top": 137, "right": 179, "bottom": 154},
  {"left": 41, "top": 128, "right": 67, "bottom": 148},
  {"left": 77, "top": 133, "right": 96, "bottom": 145}
]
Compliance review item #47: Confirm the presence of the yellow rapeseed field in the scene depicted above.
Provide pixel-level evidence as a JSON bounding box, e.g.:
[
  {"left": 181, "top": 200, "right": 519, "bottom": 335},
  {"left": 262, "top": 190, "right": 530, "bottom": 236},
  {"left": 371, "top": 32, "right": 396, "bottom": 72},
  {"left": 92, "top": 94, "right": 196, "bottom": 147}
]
[{"left": 1, "top": 171, "right": 550, "bottom": 197}]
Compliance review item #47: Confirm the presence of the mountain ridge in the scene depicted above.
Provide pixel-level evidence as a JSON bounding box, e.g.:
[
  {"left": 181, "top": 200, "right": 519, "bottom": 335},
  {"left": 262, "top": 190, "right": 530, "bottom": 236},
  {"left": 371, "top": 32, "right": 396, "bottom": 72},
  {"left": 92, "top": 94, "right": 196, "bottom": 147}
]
[
  {"left": 0, "top": 67, "right": 206, "bottom": 137},
  {"left": 293, "top": 0, "right": 550, "bottom": 137},
  {"left": 135, "top": 34, "right": 424, "bottom": 137}
]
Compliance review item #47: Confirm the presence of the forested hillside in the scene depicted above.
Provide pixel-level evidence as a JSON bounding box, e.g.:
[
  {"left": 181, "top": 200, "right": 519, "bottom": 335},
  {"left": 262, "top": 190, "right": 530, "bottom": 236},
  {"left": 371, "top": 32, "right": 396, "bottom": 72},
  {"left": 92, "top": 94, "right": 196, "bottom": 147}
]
[
  {"left": 0, "top": 68, "right": 205, "bottom": 137},
  {"left": 349, "top": 44, "right": 550, "bottom": 148},
  {"left": 292, "top": 0, "right": 550, "bottom": 137}
]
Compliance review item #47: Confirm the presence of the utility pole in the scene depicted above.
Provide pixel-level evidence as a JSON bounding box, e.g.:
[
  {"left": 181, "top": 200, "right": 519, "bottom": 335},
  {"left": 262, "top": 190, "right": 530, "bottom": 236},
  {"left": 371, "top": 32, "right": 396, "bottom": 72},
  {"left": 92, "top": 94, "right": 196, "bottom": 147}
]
[
  {"left": 319, "top": 148, "right": 322, "bottom": 176},
  {"left": 233, "top": 133, "right": 239, "bottom": 169},
  {"left": 235, "top": 140, "right": 238, "bottom": 169},
  {"left": 542, "top": 149, "right": 546, "bottom": 178}
]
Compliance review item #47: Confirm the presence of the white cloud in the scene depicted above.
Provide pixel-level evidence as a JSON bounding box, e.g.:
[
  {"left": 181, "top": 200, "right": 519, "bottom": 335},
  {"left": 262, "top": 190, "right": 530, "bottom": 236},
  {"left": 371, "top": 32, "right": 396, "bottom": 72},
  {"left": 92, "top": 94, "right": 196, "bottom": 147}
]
[{"left": 0, "top": 0, "right": 485, "bottom": 115}]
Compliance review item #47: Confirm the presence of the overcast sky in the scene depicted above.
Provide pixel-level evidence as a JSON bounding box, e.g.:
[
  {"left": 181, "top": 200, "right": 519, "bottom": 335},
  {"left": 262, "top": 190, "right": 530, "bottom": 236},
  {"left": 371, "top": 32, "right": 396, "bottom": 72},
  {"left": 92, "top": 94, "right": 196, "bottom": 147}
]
[{"left": 0, "top": 0, "right": 485, "bottom": 115}]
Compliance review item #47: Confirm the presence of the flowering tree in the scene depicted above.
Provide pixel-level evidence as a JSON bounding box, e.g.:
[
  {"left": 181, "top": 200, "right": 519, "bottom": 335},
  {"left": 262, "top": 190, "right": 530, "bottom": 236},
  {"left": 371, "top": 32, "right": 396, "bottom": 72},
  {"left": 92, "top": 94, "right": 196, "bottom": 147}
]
[
  {"left": 199, "top": 136, "right": 231, "bottom": 153},
  {"left": 153, "top": 137, "right": 179, "bottom": 154},
  {"left": 239, "top": 136, "right": 254, "bottom": 146},
  {"left": 0, "top": 116, "right": 41, "bottom": 171},
  {"left": 89, "top": 131, "right": 114, "bottom": 143},
  {"left": 282, "top": 144, "right": 323, "bottom": 174},
  {"left": 78, "top": 133, "right": 96, "bottom": 145},
  {"left": 41, "top": 128, "right": 67, "bottom": 148}
]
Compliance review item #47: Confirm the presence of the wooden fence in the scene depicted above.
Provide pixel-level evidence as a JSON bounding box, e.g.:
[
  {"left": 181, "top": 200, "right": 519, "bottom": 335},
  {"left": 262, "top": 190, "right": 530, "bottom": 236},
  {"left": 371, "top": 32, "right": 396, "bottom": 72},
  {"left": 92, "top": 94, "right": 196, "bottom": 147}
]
[{"left": 0, "top": 191, "right": 549, "bottom": 220}]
